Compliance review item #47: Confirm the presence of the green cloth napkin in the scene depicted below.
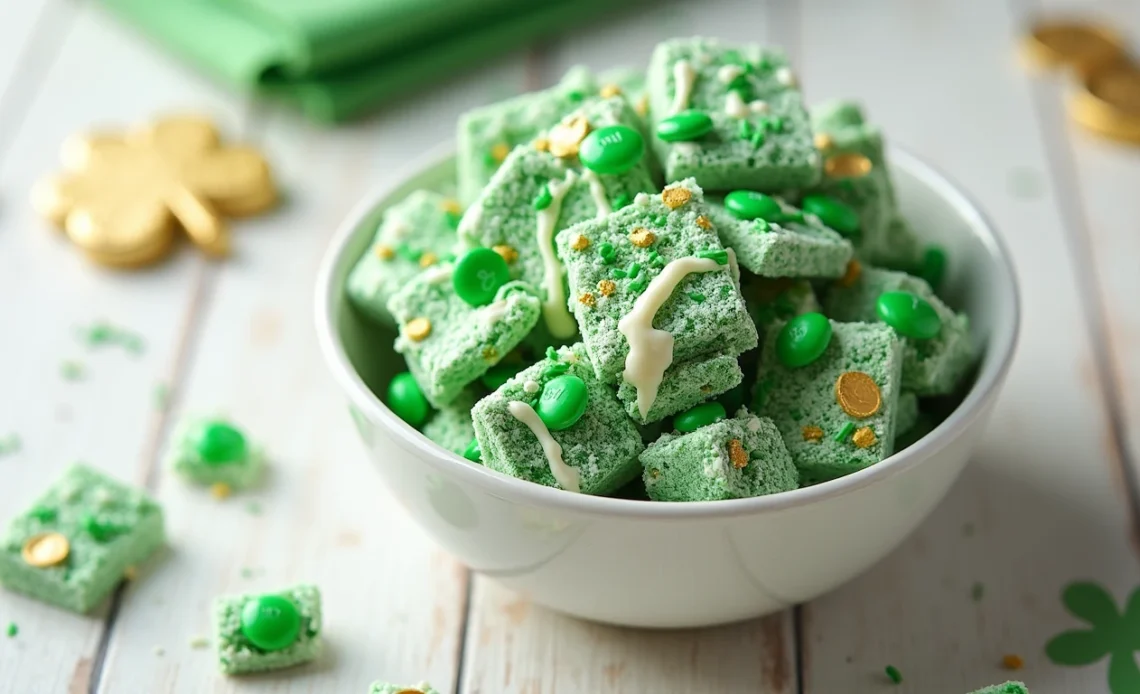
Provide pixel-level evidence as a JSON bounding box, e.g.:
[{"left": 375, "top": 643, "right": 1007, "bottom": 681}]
[{"left": 102, "top": 0, "right": 630, "bottom": 122}]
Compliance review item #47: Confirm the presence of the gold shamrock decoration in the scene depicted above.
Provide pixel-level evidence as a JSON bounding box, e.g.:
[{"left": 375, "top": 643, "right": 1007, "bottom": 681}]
[{"left": 33, "top": 115, "right": 276, "bottom": 268}]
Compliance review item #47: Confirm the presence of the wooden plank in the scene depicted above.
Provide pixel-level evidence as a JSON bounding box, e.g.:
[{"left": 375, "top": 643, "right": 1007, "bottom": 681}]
[
  {"left": 94, "top": 57, "right": 532, "bottom": 692},
  {"left": 0, "top": 4, "right": 247, "bottom": 691},
  {"left": 794, "top": 1, "right": 1140, "bottom": 692}
]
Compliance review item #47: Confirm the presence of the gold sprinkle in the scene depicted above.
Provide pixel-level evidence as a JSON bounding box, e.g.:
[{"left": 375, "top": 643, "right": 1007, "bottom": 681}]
[
  {"left": 210, "top": 482, "right": 232, "bottom": 500},
  {"left": 549, "top": 115, "right": 591, "bottom": 158},
  {"left": 22, "top": 532, "right": 69, "bottom": 568},
  {"left": 1002, "top": 654, "right": 1024, "bottom": 670},
  {"left": 661, "top": 187, "right": 692, "bottom": 209},
  {"left": 599, "top": 84, "right": 623, "bottom": 98},
  {"left": 695, "top": 215, "right": 713, "bottom": 230},
  {"left": 578, "top": 292, "right": 596, "bottom": 307},
  {"left": 835, "top": 372, "right": 882, "bottom": 418},
  {"left": 123, "top": 566, "right": 138, "bottom": 581},
  {"left": 533, "top": 137, "right": 550, "bottom": 152},
  {"left": 700, "top": 384, "right": 713, "bottom": 394},
  {"left": 825, "top": 153, "right": 873, "bottom": 179},
  {"left": 440, "top": 199, "right": 462, "bottom": 215},
  {"left": 481, "top": 346, "right": 499, "bottom": 361},
  {"left": 490, "top": 142, "right": 511, "bottom": 162},
  {"left": 636, "top": 95, "right": 649, "bottom": 116},
  {"left": 493, "top": 244, "right": 518, "bottom": 264},
  {"left": 838, "top": 259, "right": 862, "bottom": 287},
  {"left": 597, "top": 279, "right": 616, "bottom": 296},
  {"left": 852, "top": 427, "right": 877, "bottom": 449},
  {"left": 375, "top": 244, "right": 395, "bottom": 260},
  {"left": 406, "top": 317, "right": 432, "bottom": 342},
  {"left": 630, "top": 228, "right": 656, "bottom": 248},
  {"left": 727, "top": 439, "right": 748, "bottom": 469},
  {"left": 570, "top": 233, "right": 590, "bottom": 251},
  {"left": 648, "top": 468, "right": 661, "bottom": 480},
  {"left": 419, "top": 251, "right": 439, "bottom": 268},
  {"left": 814, "top": 132, "right": 833, "bottom": 150},
  {"left": 802, "top": 425, "right": 824, "bottom": 442}
]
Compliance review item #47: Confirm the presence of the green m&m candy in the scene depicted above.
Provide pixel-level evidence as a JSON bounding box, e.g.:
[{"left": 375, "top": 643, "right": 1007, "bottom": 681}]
[
  {"left": 387, "top": 372, "right": 430, "bottom": 427},
  {"left": 578, "top": 125, "right": 645, "bottom": 175},
  {"left": 801, "top": 194, "right": 860, "bottom": 237},
  {"left": 876, "top": 291, "right": 942, "bottom": 339},
  {"left": 453, "top": 247, "right": 511, "bottom": 307},
  {"left": 463, "top": 438, "right": 482, "bottom": 463},
  {"left": 919, "top": 245, "right": 947, "bottom": 291},
  {"left": 724, "top": 190, "right": 783, "bottom": 222},
  {"left": 191, "top": 420, "right": 247, "bottom": 465},
  {"left": 674, "top": 402, "right": 727, "bottom": 433},
  {"left": 656, "top": 110, "right": 714, "bottom": 142},
  {"left": 240, "top": 594, "right": 301, "bottom": 652},
  {"left": 536, "top": 374, "right": 588, "bottom": 431},
  {"left": 775, "top": 312, "right": 832, "bottom": 368}
]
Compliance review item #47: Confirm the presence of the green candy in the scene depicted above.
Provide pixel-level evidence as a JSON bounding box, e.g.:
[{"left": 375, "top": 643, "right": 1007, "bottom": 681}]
[
  {"left": 656, "top": 110, "right": 714, "bottom": 142},
  {"left": 533, "top": 184, "right": 553, "bottom": 211},
  {"left": 578, "top": 125, "right": 645, "bottom": 175},
  {"left": 536, "top": 374, "right": 588, "bottom": 431},
  {"left": 673, "top": 402, "right": 727, "bottom": 433},
  {"left": 190, "top": 420, "right": 247, "bottom": 465},
  {"left": 775, "top": 312, "right": 832, "bottom": 368},
  {"left": 463, "top": 438, "right": 482, "bottom": 463},
  {"left": 453, "top": 247, "right": 511, "bottom": 307},
  {"left": 240, "top": 595, "right": 301, "bottom": 652},
  {"left": 387, "top": 372, "right": 431, "bottom": 427},
  {"left": 919, "top": 246, "right": 946, "bottom": 291},
  {"left": 876, "top": 291, "right": 942, "bottom": 339},
  {"left": 724, "top": 190, "right": 783, "bottom": 222},
  {"left": 481, "top": 362, "right": 520, "bottom": 391},
  {"left": 81, "top": 514, "right": 125, "bottom": 543},
  {"left": 801, "top": 194, "right": 860, "bottom": 237}
]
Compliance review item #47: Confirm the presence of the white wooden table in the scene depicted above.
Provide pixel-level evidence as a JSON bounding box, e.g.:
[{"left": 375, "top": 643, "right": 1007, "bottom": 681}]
[{"left": 1, "top": 0, "right": 1138, "bottom": 692}]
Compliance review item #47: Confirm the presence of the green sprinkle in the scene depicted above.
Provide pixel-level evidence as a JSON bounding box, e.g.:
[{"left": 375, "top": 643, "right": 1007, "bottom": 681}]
[
  {"left": 750, "top": 130, "right": 766, "bottom": 148},
  {"left": 6, "top": 622, "right": 16, "bottom": 638},
  {"left": 395, "top": 243, "right": 421, "bottom": 262},
  {"left": 80, "top": 321, "right": 145, "bottom": 355},
  {"left": 0, "top": 433, "right": 21, "bottom": 457},
  {"left": 566, "top": 89, "right": 584, "bottom": 102},
  {"left": 753, "top": 219, "right": 770, "bottom": 233},
  {"left": 30, "top": 506, "right": 57, "bottom": 522},
  {"left": 629, "top": 278, "right": 648, "bottom": 294},
  {"left": 834, "top": 422, "right": 855, "bottom": 442},
  {"left": 598, "top": 242, "right": 616, "bottom": 264},
  {"left": 885, "top": 665, "right": 902, "bottom": 684},
  {"left": 720, "top": 285, "right": 731, "bottom": 297},
  {"left": 688, "top": 292, "right": 705, "bottom": 303},
  {"left": 654, "top": 215, "right": 667, "bottom": 226},
  {"left": 971, "top": 582, "right": 984, "bottom": 602},
  {"left": 543, "top": 347, "right": 558, "bottom": 362},
  {"left": 482, "top": 152, "right": 497, "bottom": 168},
  {"left": 738, "top": 120, "right": 754, "bottom": 140},
  {"left": 766, "top": 116, "right": 785, "bottom": 132},
  {"left": 627, "top": 262, "right": 641, "bottom": 279},
  {"left": 613, "top": 193, "right": 632, "bottom": 210},
  {"left": 533, "top": 184, "right": 553, "bottom": 211},
  {"left": 728, "top": 74, "right": 752, "bottom": 100},
  {"left": 542, "top": 364, "right": 570, "bottom": 378},
  {"left": 612, "top": 268, "right": 628, "bottom": 279},
  {"left": 60, "top": 360, "right": 84, "bottom": 381},
  {"left": 651, "top": 255, "right": 666, "bottom": 268},
  {"left": 697, "top": 249, "right": 729, "bottom": 265}
]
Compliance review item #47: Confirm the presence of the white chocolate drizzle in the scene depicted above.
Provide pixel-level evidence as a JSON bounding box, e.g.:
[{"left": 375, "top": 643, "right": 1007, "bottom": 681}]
[
  {"left": 479, "top": 296, "right": 513, "bottom": 327},
  {"left": 523, "top": 380, "right": 540, "bottom": 394},
  {"left": 457, "top": 204, "right": 482, "bottom": 241},
  {"left": 508, "top": 401, "right": 581, "bottom": 493},
  {"left": 725, "top": 91, "right": 750, "bottom": 119},
  {"left": 422, "top": 265, "right": 454, "bottom": 284},
  {"left": 536, "top": 171, "right": 579, "bottom": 338},
  {"left": 669, "top": 60, "right": 696, "bottom": 115},
  {"left": 618, "top": 256, "right": 726, "bottom": 418},
  {"left": 718, "top": 64, "right": 744, "bottom": 84},
  {"left": 581, "top": 169, "right": 612, "bottom": 218}
]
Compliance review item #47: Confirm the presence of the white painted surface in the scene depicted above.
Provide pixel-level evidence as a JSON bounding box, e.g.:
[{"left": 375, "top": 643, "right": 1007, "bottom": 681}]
[{"left": 0, "top": 1, "right": 1135, "bottom": 693}]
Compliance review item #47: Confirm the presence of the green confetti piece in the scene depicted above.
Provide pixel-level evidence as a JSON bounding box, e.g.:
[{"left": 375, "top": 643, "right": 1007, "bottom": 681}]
[
  {"left": 884, "top": 665, "right": 902, "bottom": 684},
  {"left": 545, "top": 346, "right": 559, "bottom": 362},
  {"left": 612, "top": 268, "right": 628, "bottom": 279},
  {"left": 750, "top": 130, "right": 766, "bottom": 148},
  {"left": 628, "top": 278, "right": 648, "bottom": 294},
  {"left": 542, "top": 363, "right": 570, "bottom": 378},
  {"left": 696, "top": 249, "right": 728, "bottom": 265},
  {"left": 533, "top": 184, "right": 553, "bottom": 210},
  {"left": 738, "top": 120, "right": 754, "bottom": 140},
  {"left": 6, "top": 622, "right": 17, "bottom": 638},
  {"left": 627, "top": 262, "right": 641, "bottom": 279},
  {"left": 834, "top": 422, "right": 855, "bottom": 442},
  {"left": 395, "top": 243, "right": 421, "bottom": 262},
  {"left": 80, "top": 321, "right": 145, "bottom": 355}
]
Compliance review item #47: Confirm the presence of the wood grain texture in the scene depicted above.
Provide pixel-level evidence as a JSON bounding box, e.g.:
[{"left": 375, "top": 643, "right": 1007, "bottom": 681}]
[{"left": 795, "top": 1, "right": 1140, "bottom": 692}]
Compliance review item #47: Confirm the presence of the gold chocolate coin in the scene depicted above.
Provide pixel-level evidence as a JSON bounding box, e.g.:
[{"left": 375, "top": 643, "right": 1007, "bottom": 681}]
[
  {"left": 824, "top": 153, "right": 873, "bottom": 179},
  {"left": 835, "top": 371, "right": 882, "bottom": 419},
  {"left": 1071, "top": 62, "right": 1140, "bottom": 144},
  {"left": 22, "top": 532, "right": 70, "bottom": 568},
  {"left": 1023, "top": 21, "right": 1125, "bottom": 74}
]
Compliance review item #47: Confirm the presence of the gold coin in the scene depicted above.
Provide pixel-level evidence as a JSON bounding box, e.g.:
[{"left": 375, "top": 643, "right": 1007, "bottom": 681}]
[
  {"left": 22, "top": 532, "right": 70, "bottom": 568},
  {"left": 1070, "top": 62, "right": 1140, "bottom": 144},
  {"left": 1023, "top": 21, "right": 1125, "bottom": 74},
  {"left": 835, "top": 372, "right": 882, "bottom": 418},
  {"left": 824, "top": 153, "right": 873, "bottom": 179}
]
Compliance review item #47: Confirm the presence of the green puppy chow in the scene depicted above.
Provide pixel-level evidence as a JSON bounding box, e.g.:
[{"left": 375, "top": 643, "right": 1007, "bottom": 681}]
[
  {"left": 642, "top": 408, "right": 797, "bottom": 501},
  {"left": 555, "top": 179, "right": 758, "bottom": 422},
  {"left": 167, "top": 417, "right": 263, "bottom": 490},
  {"left": 346, "top": 190, "right": 462, "bottom": 327},
  {"left": 967, "top": 684, "right": 1029, "bottom": 694},
  {"left": 647, "top": 37, "right": 820, "bottom": 191},
  {"left": 755, "top": 319, "right": 903, "bottom": 484},
  {"left": 0, "top": 464, "right": 164, "bottom": 613},
  {"left": 705, "top": 193, "right": 853, "bottom": 278},
  {"left": 215, "top": 584, "right": 322, "bottom": 675},
  {"left": 457, "top": 96, "right": 655, "bottom": 341},
  {"left": 457, "top": 66, "right": 596, "bottom": 203},
  {"left": 822, "top": 265, "right": 974, "bottom": 396},
  {"left": 422, "top": 386, "right": 480, "bottom": 456},
  {"left": 472, "top": 343, "right": 644, "bottom": 495},
  {"left": 369, "top": 683, "right": 440, "bottom": 694}
]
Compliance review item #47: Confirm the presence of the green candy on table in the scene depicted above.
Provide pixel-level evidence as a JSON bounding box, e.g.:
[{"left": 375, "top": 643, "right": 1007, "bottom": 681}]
[
  {"left": 387, "top": 372, "right": 432, "bottom": 427},
  {"left": 168, "top": 417, "right": 263, "bottom": 490},
  {"left": 191, "top": 420, "right": 247, "bottom": 465},
  {"left": 578, "top": 125, "right": 645, "bottom": 175},
  {"left": 240, "top": 594, "right": 302, "bottom": 652}
]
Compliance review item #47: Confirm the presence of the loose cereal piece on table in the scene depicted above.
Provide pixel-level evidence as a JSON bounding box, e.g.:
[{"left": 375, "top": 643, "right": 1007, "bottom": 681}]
[
  {"left": 387, "top": 249, "right": 541, "bottom": 408},
  {"left": 346, "top": 190, "right": 462, "bottom": 327},
  {"left": 647, "top": 37, "right": 820, "bottom": 191},
  {"left": 369, "top": 683, "right": 440, "bottom": 694},
  {"left": 823, "top": 266, "right": 973, "bottom": 396},
  {"left": 471, "top": 344, "right": 644, "bottom": 495},
  {"left": 167, "top": 417, "right": 262, "bottom": 490},
  {"left": 755, "top": 317, "right": 902, "bottom": 484},
  {"left": 215, "top": 584, "right": 322, "bottom": 675},
  {"left": 457, "top": 66, "right": 596, "bottom": 203},
  {"left": 0, "top": 464, "right": 164, "bottom": 613},
  {"left": 422, "top": 386, "right": 481, "bottom": 456},
  {"left": 458, "top": 95, "right": 656, "bottom": 341},
  {"left": 642, "top": 405, "right": 797, "bottom": 501},
  {"left": 555, "top": 179, "right": 758, "bottom": 423},
  {"left": 705, "top": 191, "right": 853, "bottom": 278},
  {"left": 967, "top": 684, "right": 1029, "bottom": 694}
]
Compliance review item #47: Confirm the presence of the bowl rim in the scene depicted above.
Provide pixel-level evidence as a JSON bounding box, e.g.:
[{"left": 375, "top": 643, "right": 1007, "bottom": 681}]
[{"left": 315, "top": 144, "right": 1021, "bottom": 520}]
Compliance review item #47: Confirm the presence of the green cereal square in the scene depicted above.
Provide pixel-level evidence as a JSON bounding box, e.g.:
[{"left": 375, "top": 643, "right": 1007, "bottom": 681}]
[
  {"left": 388, "top": 269, "right": 541, "bottom": 408},
  {"left": 166, "top": 418, "right": 263, "bottom": 489},
  {"left": 642, "top": 409, "right": 798, "bottom": 501},
  {"left": 214, "top": 584, "right": 322, "bottom": 675},
  {"left": 617, "top": 352, "right": 742, "bottom": 424},
  {"left": 471, "top": 344, "right": 644, "bottom": 495},
  {"left": 647, "top": 37, "right": 820, "bottom": 191},
  {"left": 457, "top": 96, "right": 656, "bottom": 341},
  {"left": 756, "top": 320, "right": 902, "bottom": 484},
  {"left": 0, "top": 465, "right": 165, "bottom": 613},
  {"left": 346, "top": 190, "right": 462, "bottom": 327},
  {"left": 822, "top": 266, "right": 974, "bottom": 395},
  {"left": 457, "top": 66, "right": 596, "bottom": 203},
  {"left": 370, "top": 683, "right": 441, "bottom": 694},
  {"left": 967, "top": 684, "right": 1029, "bottom": 694},
  {"left": 555, "top": 179, "right": 757, "bottom": 393},
  {"left": 422, "top": 386, "right": 481, "bottom": 455},
  {"left": 706, "top": 197, "right": 853, "bottom": 278}
]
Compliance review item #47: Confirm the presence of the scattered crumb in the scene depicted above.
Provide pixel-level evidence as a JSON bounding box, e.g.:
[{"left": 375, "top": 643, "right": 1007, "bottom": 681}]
[
  {"left": 153, "top": 646, "right": 165, "bottom": 656},
  {"left": 153, "top": 383, "right": 169, "bottom": 410},
  {"left": 1002, "top": 654, "right": 1024, "bottom": 670},
  {"left": 0, "top": 433, "right": 21, "bottom": 457},
  {"left": 6, "top": 622, "right": 17, "bottom": 638},
  {"left": 79, "top": 321, "right": 145, "bottom": 355},
  {"left": 962, "top": 522, "right": 975, "bottom": 537},
  {"left": 245, "top": 501, "right": 262, "bottom": 515},
  {"left": 60, "top": 360, "right": 85, "bottom": 381},
  {"left": 884, "top": 665, "right": 902, "bottom": 684},
  {"left": 189, "top": 636, "right": 210, "bottom": 649},
  {"left": 1007, "top": 166, "right": 1044, "bottom": 199},
  {"left": 972, "top": 582, "right": 985, "bottom": 602}
]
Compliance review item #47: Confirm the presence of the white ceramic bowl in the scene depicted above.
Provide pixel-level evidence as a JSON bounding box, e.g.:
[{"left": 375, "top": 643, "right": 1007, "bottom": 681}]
[{"left": 315, "top": 147, "right": 1019, "bottom": 628}]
